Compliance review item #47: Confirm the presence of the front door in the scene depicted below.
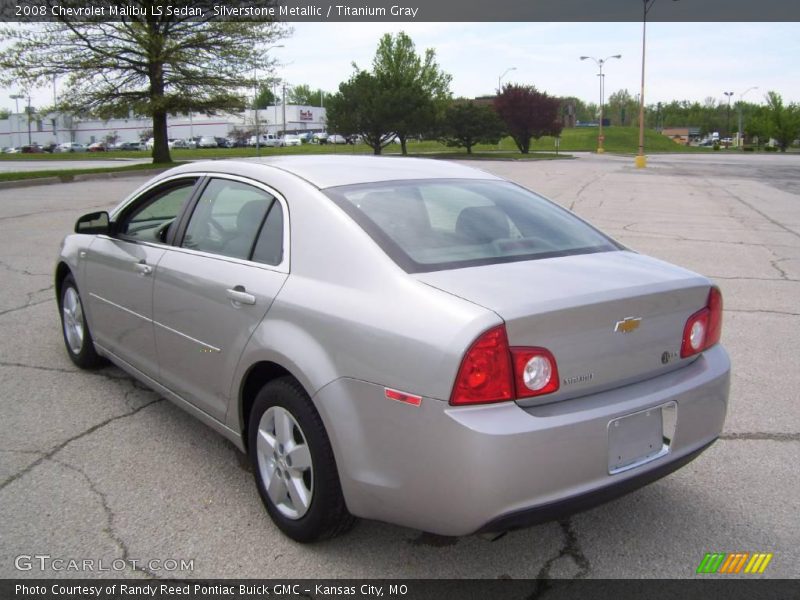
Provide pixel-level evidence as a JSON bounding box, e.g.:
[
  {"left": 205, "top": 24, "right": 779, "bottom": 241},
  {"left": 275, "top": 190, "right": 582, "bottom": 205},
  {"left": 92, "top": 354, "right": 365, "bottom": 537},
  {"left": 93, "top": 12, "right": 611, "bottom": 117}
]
[{"left": 84, "top": 178, "right": 199, "bottom": 378}]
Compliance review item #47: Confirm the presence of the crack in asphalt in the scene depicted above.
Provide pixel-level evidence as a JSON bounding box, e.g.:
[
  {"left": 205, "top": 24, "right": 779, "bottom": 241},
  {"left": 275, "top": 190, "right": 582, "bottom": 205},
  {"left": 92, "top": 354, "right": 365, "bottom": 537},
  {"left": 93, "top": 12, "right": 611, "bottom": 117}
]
[
  {"left": 51, "top": 457, "right": 160, "bottom": 579},
  {"left": 720, "top": 185, "right": 800, "bottom": 241},
  {"left": 0, "top": 296, "right": 54, "bottom": 318},
  {"left": 568, "top": 173, "right": 607, "bottom": 211},
  {"left": 0, "top": 361, "right": 135, "bottom": 385},
  {"left": 527, "top": 519, "right": 590, "bottom": 598},
  {"left": 725, "top": 308, "right": 800, "bottom": 317},
  {"left": 0, "top": 258, "right": 51, "bottom": 278},
  {"left": 769, "top": 256, "right": 790, "bottom": 281},
  {"left": 720, "top": 432, "right": 800, "bottom": 442},
  {"left": 708, "top": 275, "right": 800, "bottom": 282},
  {"left": 0, "top": 390, "right": 164, "bottom": 493}
]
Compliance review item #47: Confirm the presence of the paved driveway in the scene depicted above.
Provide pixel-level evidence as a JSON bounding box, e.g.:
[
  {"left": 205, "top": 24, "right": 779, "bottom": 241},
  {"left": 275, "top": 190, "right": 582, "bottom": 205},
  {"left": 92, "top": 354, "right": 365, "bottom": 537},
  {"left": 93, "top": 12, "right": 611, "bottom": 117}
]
[{"left": 0, "top": 153, "right": 797, "bottom": 579}]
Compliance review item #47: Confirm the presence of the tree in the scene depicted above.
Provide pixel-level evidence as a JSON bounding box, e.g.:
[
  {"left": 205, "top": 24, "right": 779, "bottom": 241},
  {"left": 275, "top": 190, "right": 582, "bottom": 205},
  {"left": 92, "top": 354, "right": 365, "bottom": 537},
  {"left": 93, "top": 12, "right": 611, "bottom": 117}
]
[
  {"left": 441, "top": 99, "right": 505, "bottom": 154},
  {"left": 288, "top": 84, "right": 326, "bottom": 107},
  {"left": 494, "top": 84, "right": 562, "bottom": 154},
  {"left": 0, "top": 6, "right": 287, "bottom": 163},
  {"left": 0, "top": 108, "right": 10, "bottom": 120},
  {"left": 254, "top": 84, "right": 279, "bottom": 110},
  {"left": 761, "top": 91, "right": 800, "bottom": 152},
  {"left": 326, "top": 70, "right": 397, "bottom": 155},
  {"left": 606, "top": 89, "right": 639, "bottom": 126},
  {"left": 370, "top": 31, "right": 451, "bottom": 155}
]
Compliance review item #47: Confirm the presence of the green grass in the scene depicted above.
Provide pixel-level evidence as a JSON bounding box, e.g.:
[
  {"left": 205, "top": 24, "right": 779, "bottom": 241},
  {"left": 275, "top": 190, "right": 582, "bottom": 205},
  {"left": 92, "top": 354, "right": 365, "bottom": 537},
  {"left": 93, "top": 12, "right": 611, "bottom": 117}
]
[
  {"left": 0, "top": 127, "right": 709, "bottom": 164},
  {"left": 0, "top": 162, "right": 176, "bottom": 183}
]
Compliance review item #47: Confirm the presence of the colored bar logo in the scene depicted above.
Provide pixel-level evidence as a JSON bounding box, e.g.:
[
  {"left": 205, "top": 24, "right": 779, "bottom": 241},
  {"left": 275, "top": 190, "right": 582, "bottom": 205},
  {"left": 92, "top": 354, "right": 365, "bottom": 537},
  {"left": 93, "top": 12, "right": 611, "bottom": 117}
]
[{"left": 696, "top": 552, "right": 773, "bottom": 574}]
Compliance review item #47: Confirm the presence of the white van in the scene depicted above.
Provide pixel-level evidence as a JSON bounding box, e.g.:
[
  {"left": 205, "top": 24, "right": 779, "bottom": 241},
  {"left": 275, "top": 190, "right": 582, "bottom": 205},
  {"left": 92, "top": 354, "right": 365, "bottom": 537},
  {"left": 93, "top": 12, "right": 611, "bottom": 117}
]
[{"left": 247, "top": 134, "right": 280, "bottom": 147}]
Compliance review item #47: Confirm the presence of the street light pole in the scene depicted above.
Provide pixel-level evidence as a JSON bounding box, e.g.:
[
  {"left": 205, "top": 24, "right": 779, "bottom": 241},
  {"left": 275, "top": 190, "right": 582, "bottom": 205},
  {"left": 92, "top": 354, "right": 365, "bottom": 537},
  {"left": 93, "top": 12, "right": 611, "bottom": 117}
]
[
  {"left": 497, "top": 67, "right": 516, "bottom": 93},
  {"left": 580, "top": 54, "right": 621, "bottom": 153},
  {"left": 10, "top": 94, "right": 23, "bottom": 148},
  {"left": 723, "top": 91, "right": 734, "bottom": 142},
  {"left": 636, "top": 0, "right": 679, "bottom": 168},
  {"left": 26, "top": 95, "right": 32, "bottom": 145},
  {"left": 737, "top": 86, "right": 758, "bottom": 149}
]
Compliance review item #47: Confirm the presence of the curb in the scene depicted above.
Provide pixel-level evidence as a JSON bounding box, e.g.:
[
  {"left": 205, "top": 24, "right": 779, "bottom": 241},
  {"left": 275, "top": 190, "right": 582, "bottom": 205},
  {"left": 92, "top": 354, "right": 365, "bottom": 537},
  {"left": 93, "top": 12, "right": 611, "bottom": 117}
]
[{"left": 0, "top": 167, "right": 173, "bottom": 191}]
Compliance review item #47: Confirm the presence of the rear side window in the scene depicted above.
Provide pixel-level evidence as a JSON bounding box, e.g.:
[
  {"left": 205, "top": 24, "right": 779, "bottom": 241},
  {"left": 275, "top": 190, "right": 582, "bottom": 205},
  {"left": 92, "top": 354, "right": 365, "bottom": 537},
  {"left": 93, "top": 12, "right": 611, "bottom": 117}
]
[
  {"left": 181, "top": 178, "right": 276, "bottom": 261},
  {"left": 325, "top": 179, "right": 620, "bottom": 273}
]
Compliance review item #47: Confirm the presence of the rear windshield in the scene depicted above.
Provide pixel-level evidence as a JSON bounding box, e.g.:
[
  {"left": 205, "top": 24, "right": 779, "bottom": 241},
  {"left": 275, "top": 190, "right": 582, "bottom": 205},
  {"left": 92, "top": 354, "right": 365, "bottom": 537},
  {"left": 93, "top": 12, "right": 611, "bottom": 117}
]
[{"left": 325, "top": 179, "right": 621, "bottom": 273}]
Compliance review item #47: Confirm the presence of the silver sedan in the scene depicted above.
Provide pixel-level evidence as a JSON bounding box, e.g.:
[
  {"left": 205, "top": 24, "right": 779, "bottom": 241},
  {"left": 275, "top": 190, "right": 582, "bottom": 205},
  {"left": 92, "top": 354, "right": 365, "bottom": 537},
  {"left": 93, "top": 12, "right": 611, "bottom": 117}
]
[{"left": 56, "top": 156, "right": 730, "bottom": 542}]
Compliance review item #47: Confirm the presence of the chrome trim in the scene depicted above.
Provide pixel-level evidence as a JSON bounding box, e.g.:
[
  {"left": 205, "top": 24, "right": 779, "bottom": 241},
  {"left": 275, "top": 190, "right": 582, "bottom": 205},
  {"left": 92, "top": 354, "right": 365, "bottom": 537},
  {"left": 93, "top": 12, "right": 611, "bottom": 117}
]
[
  {"left": 153, "top": 320, "right": 221, "bottom": 353},
  {"left": 89, "top": 292, "right": 221, "bottom": 353},
  {"left": 106, "top": 171, "right": 291, "bottom": 274},
  {"left": 89, "top": 292, "right": 152, "bottom": 323}
]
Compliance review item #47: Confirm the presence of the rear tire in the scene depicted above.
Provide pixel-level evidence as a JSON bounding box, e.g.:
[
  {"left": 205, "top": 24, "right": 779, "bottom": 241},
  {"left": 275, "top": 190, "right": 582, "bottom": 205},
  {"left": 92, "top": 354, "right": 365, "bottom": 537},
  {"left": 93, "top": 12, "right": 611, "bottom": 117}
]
[
  {"left": 248, "top": 377, "right": 356, "bottom": 542},
  {"left": 59, "top": 274, "right": 105, "bottom": 369}
]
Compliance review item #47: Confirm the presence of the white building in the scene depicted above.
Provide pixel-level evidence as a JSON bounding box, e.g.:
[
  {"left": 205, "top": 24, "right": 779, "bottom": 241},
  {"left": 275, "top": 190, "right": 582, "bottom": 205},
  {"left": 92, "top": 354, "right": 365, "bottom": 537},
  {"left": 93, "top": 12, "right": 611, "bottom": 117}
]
[{"left": 0, "top": 105, "right": 327, "bottom": 148}]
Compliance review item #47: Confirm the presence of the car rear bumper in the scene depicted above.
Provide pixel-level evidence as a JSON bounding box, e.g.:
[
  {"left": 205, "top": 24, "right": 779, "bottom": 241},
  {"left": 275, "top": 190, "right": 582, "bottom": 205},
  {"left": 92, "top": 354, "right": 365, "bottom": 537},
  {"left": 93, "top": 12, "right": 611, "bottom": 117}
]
[{"left": 314, "top": 344, "right": 729, "bottom": 536}]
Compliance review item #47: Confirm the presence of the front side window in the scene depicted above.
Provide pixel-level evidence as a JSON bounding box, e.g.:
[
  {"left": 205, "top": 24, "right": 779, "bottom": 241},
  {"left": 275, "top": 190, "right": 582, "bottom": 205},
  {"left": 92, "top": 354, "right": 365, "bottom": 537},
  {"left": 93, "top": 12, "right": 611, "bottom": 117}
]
[
  {"left": 181, "top": 178, "right": 279, "bottom": 262},
  {"left": 325, "top": 179, "right": 621, "bottom": 273},
  {"left": 117, "top": 179, "right": 197, "bottom": 243}
]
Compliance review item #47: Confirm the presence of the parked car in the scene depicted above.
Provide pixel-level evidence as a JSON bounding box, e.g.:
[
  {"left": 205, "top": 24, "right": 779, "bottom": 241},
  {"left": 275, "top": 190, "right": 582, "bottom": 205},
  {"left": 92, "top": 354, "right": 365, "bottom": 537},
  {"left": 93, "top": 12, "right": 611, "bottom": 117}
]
[
  {"left": 248, "top": 133, "right": 280, "bottom": 147},
  {"left": 279, "top": 134, "right": 301, "bottom": 147},
  {"left": 56, "top": 156, "right": 729, "bottom": 542},
  {"left": 296, "top": 133, "right": 313, "bottom": 144},
  {"left": 215, "top": 137, "right": 232, "bottom": 148},
  {"left": 20, "top": 144, "right": 45, "bottom": 153},
  {"left": 55, "top": 142, "right": 87, "bottom": 153},
  {"left": 198, "top": 136, "right": 218, "bottom": 148},
  {"left": 144, "top": 138, "right": 155, "bottom": 150},
  {"left": 115, "top": 141, "right": 145, "bottom": 151},
  {"left": 327, "top": 134, "right": 348, "bottom": 144},
  {"left": 87, "top": 142, "right": 107, "bottom": 152},
  {"left": 312, "top": 132, "right": 328, "bottom": 144},
  {"left": 168, "top": 138, "right": 190, "bottom": 150}
]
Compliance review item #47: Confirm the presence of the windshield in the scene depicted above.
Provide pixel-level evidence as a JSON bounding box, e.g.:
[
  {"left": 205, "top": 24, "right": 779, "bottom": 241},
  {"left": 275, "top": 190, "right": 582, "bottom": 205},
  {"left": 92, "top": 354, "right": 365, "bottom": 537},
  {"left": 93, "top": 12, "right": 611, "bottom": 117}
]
[{"left": 325, "top": 178, "right": 621, "bottom": 273}]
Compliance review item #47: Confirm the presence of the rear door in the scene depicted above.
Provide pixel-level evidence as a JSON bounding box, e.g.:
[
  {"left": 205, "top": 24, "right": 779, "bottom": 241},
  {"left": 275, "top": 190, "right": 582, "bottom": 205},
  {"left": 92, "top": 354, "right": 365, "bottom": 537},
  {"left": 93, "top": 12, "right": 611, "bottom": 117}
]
[{"left": 152, "top": 176, "right": 289, "bottom": 422}]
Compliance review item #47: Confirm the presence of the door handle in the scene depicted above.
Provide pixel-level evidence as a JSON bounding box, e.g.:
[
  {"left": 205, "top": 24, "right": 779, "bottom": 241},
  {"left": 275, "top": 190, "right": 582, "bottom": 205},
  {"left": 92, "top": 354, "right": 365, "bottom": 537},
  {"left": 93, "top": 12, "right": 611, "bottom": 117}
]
[
  {"left": 226, "top": 286, "right": 256, "bottom": 306},
  {"left": 134, "top": 262, "right": 153, "bottom": 276}
]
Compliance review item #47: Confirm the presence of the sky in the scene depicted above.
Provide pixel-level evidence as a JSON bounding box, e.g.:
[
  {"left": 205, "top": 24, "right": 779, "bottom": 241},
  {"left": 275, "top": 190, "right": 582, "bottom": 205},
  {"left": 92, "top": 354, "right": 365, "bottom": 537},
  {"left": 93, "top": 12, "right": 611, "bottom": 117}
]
[{"left": 2, "top": 21, "right": 799, "bottom": 112}]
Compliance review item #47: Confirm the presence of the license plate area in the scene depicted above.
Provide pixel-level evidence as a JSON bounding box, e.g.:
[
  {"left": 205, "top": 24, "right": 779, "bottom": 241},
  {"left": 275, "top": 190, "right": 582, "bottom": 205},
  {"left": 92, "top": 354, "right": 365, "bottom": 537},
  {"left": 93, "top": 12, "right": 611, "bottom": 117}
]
[{"left": 608, "top": 402, "right": 676, "bottom": 474}]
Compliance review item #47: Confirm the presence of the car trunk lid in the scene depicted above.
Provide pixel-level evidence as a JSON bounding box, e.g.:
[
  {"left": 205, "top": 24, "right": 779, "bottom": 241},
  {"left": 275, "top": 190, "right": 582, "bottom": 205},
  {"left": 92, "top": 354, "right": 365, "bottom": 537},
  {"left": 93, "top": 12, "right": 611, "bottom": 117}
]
[{"left": 414, "top": 250, "right": 712, "bottom": 405}]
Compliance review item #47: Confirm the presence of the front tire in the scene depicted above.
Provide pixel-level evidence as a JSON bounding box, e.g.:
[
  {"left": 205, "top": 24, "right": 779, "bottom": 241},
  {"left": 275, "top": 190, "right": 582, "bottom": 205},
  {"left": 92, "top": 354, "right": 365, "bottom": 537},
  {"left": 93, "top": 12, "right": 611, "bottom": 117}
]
[
  {"left": 59, "top": 274, "right": 104, "bottom": 369},
  {"left": 248, "top": 377, "right": 355, "bottom": 542}
]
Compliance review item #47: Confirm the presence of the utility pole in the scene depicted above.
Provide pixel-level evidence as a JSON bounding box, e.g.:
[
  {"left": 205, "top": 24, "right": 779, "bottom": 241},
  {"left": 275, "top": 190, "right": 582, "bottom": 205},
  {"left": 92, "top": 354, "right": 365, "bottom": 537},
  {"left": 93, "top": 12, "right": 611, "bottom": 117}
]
[
  {"left": 723, "top": 91, "right": 734, "bottom": 142},
  {"left": 282, "top": 82, "right": 287, "bottom": 137}
]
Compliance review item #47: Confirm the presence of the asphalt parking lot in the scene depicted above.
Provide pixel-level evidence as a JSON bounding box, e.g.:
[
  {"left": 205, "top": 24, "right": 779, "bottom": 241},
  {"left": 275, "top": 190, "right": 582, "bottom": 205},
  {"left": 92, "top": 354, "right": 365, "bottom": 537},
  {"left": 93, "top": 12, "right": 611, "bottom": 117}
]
[{"left": 0, "top": 153, "right": 798, "bottom": 579}]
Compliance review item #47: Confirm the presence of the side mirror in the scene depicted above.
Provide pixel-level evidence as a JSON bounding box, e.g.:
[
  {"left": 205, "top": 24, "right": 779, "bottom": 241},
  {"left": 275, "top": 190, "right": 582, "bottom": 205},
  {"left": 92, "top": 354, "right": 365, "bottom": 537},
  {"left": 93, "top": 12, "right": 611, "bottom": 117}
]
[{"left": 75, "top": 211, "right": 111, "bottom": 235}]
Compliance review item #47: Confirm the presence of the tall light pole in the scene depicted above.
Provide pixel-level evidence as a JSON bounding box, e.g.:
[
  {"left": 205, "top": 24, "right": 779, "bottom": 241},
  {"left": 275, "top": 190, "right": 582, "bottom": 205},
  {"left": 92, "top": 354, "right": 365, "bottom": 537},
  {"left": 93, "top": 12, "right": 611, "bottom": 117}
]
[
  {"left": 723, "top": 91, "right": 734, "bottom": 142},
  {"left": 253, "top": 43, "right": 284, "bottom": 155},
  {"left": 737, "top": 86, "right": 758, "bottom": 149},
  {"left": 580, "top": 54, "right": 621, "bottom": 153},
  {"left": 497, "top": 67, "right": 516, "bottom": 93},
  {"left": 636, "top": 0, "right": 679, "bottom": 168},
  {"left": 10, "top": 94, "right": 23, "bottom": 148}
]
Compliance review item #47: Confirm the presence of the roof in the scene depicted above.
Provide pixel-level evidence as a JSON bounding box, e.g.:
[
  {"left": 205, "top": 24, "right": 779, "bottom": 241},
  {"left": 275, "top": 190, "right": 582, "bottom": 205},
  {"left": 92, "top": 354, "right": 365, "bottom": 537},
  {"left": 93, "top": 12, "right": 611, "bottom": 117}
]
[{"left": 227, "top": 155, "right": 501, "bottom": 189}]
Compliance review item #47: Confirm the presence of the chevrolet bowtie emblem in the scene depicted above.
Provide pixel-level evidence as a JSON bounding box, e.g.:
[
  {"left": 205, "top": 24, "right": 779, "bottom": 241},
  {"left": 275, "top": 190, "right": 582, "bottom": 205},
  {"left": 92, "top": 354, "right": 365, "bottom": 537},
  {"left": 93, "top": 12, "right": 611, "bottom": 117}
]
[{"left": 614, "top": 317, "right": 642, "bottom": 334}]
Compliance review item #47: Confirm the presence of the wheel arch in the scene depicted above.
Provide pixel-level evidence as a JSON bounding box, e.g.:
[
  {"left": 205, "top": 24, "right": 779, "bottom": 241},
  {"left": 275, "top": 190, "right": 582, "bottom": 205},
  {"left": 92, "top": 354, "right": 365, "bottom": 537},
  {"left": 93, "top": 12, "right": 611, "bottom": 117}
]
[
  {"left": 238, "top": 360, "right": 300, "bottom": 450},
  {"left": 54, "top": 261, "right": 73, "bottom": 308}
]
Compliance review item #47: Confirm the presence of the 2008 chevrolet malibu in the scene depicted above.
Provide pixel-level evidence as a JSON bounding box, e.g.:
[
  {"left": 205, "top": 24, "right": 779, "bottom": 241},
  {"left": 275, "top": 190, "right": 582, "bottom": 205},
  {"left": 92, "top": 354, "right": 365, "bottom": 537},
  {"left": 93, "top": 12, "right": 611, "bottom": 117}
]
[{"left": 56, "top": 156, "right": 730, "bottom": 542}]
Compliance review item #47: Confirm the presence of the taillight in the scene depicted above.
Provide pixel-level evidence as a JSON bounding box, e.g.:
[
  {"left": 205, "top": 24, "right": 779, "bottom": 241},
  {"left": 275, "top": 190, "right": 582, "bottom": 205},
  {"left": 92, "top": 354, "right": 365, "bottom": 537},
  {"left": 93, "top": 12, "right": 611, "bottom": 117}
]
[
  {"left": 511, "top": 348, "right": 560, "bottom": 398},
  {"left": 450, "top": 325, "right": 513, "bottom": 406},
  {"left": 450, "top": 325, "right": 559, "bottom": 405},
  {"left": 681, "top": 286, "right": 723, "bottom": 358}
]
